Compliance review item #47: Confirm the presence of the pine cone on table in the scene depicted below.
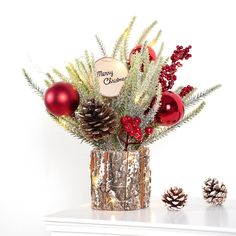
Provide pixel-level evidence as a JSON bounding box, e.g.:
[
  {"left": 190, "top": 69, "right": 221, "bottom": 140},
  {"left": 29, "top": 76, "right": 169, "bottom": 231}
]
[
  {"left": 203, "top": 178, "right": 227, "bottom": 205},
  {"left": 162, "top": 186, "right": 188, "bottom": 211},
  {"left": 78, "top": 99, "right": 116, "bottom": 141}
]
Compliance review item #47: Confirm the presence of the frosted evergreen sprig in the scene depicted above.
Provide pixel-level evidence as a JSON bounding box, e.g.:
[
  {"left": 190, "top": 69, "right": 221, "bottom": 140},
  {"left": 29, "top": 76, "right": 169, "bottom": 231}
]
[
  {"left": 23, "top": 69, "right": 44, "bottom": 99},
  {"left": 184, "top": 85, "right": 221, "bottom": 107},
  {"left": 52, "top": 68, "right": 69, "bottom": 83},
  {"left": 123, "top": 16, "right": 136, "bottom": 61},
  {"left": 112, "top": 18, "right": 136, "bottom": 59},
  {"left": 149, "top": 30, "right": 162, "bottom": 47},
  {"left": 137, "top": 21, "right": 157, "bottom": 45},
  {"left": 144, "top": 101, "right": 205, "bottom": 145},
  {"left": 95, "top": 35, "right": 107, "bottom": 57}
]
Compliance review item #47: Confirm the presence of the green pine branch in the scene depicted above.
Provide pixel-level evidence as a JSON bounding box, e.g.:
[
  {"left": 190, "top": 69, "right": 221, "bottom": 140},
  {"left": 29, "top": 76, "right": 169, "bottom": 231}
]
[
  {"left": 137, "top": 21, "right": 157, "bottom": 45},
  {"left": 149, "top": 29, "right": 162, "bottom": 47},
  {"left": 95, "top": 35, "right": 107, "bottom": 57},
  {"left": 122, "top": 16, "right": 136, "bottom": 61},
  {"left": 184, "top": 85, "right": 221, "bottom": 107},
  {"left": 22, "top": 69, "right": 44, "bottom": 99},
  {"left": 52, "top": 68, "right": 69, "bottom": 82},
  {"left": 146, "top": 101, "right": 206, "bottom": 144},
  {"left": 112, "top": 17, "right": 136, "bottom": 59}
]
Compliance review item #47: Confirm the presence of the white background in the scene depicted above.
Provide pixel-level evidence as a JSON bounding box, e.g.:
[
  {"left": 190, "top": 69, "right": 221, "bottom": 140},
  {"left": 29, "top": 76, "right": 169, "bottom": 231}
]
[{"left": 0, "top": 0, "right": 236, "bottom": 235}]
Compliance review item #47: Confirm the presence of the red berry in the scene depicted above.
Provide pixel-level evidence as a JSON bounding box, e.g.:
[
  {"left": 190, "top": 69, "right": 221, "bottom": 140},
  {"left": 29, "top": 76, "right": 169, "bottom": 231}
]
[
  {"left": 126, "top": 116, "right": 133, "bottom": 123},
  {"left": 120, "top": 116, "right": 128, "bottom": 125},
  {"left": 134, "top": 126, "right": 141, "bottom": 133},
  {"left": 134, "top": 131, "right": 143, "bottom": 141},
  {"left": 124, "top": 123, "right": 133, "bottom": 132},
  {"left": 129, "top": 130, "right": 135, "bottom": 137},
  {"left": 133, "top": 117, "right": 141, "bottom": 126},
  {"left": 145, "top": 127, "right": 154, "bottom": 135}
]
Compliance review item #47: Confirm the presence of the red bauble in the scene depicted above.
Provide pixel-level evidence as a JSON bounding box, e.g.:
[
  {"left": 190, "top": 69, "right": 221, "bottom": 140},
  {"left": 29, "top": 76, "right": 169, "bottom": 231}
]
[
  {"left": 45, "top": 82, "right": 80, "bottom": 116},
  {"left": 155, "top": 91, "right": 184, "bottom": 126},
  {"left": 129, "top": 45, "right": 156, "bottom": 63}
]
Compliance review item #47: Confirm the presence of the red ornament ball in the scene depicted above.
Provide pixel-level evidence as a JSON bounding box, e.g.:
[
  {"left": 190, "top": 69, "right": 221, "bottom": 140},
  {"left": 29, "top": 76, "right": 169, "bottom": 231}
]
[
  {"left": 129, "top": 45, "right": 156, "bottom": 63},
  {"left": 45, "top": 82, "right": 80, "bottom": 116},
  {"left": 155, "top": 91, "right": 185, "bottom": 126}
]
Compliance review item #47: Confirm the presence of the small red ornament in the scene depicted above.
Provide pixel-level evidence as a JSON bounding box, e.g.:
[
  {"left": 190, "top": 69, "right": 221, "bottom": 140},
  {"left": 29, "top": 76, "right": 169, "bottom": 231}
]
[
  {"left": 129, "top": 45, "right": 156, "bottom": 63},
  {"left": 45, "top": 82, "right": 80, "bottom": 116},
  {"left": 155, "top": 91, "right": 185, "bottom": 126},
  {"left": 145, "top": 127, "right": 154, "bottom": 135}
]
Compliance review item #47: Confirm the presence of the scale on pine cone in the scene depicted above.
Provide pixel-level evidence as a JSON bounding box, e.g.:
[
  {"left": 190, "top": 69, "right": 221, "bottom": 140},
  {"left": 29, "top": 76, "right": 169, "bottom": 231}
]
[
  {"left": 78, "top": 99, "right": 116, "bottom": 141},
  {"left": 162, "top": 187, "right": 188, "bottom": 211},
  {"left": 203, "top": 178, "right": 227, "bottom": 205}
]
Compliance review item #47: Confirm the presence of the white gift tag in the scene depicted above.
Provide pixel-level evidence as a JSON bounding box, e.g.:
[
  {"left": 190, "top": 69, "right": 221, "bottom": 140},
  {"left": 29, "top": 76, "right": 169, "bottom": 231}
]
[{"left": 95, "top": 57, "right": 128, "bottom": 97}]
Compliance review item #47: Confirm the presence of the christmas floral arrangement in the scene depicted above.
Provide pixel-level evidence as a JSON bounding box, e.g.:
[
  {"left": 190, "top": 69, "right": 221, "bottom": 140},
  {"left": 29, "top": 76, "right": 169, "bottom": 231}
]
[{"left": 23, "top": 17, "right": 220, "bottom": 211}]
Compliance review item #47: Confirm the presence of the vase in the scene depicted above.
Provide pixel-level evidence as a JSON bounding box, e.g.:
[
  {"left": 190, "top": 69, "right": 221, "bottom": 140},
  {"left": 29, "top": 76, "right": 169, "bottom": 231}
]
[{"left": 90, "top": 147, "right": 151, "bottom": 211}]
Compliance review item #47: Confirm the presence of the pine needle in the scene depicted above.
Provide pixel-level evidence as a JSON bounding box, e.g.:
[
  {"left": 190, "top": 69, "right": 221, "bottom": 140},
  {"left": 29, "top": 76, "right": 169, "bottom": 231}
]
[
  {"left": 184, "top": 85, "right": 221, "bottom": 107},
  {"left": 95, "top": 35, "right": 107, "bottom": 57},
  {"left": 174, "top": 86, "right": 184, "bottom": 94},
  {"left": 137, "top": 21, "right": 157, "bottom": 45},
  {"left": 112, "top": 17, "right": 136, "bottom": 58},
  {"left": 123, "top": 16, "right": 136, "bottom": 60},
  {"left": 44, "top": 79, "right": 52, "bottom": 87},
  {"left": 52, "top": 68, "right": 69, "bottom": 82},
  {"left": 145, "top": 101, "right": 206, "bottom": 145},
  {"left": 46, "top": 73, "right": 55, "bottom": 83},
  {"left": 22, "top": 69, "right": 44, "bottom": 99},
  {"left": 156, "top": 101, "right": 206, "bottom": 140},
  {"left": 156, "top": 42, "right": 164, "bottom": 62},
  {"left": 148, "top": 29, "right": 162, "bottom": 47}
]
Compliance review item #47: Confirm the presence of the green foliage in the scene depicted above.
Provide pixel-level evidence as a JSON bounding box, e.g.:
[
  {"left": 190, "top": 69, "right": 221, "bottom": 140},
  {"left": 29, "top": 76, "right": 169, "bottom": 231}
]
[
  {"left": 137, "top": 21, "right": 157, "bottom": 45},
  {"left": 23, "top": 17, "right": 220, "bottom": 151},
  {"left": 22, "top": 69, "right": 44, "bottom": 99},
  {"left": 145, "top": 102, "right": 206, "bottom": 145},
  {"left": 184, "top": 85, "right": 221, "bottom": 107},
  {"left": 112, "top": 16, "right": 136, "bottom": 59},
  {"left": 95, "top": 35, "right": 107, "bottom": 57}
]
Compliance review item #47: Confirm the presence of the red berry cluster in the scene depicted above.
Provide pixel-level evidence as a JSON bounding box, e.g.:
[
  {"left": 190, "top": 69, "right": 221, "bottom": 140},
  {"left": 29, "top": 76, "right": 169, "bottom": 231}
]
[
  {"left": 179, "top": 85, "right": 194, "bottom": 97},
  {"left": 159, "top": 45, "right": 192, "bottom": 92},
  {"left": 120, "top": 116, "right": 154, "bottom": 141}
]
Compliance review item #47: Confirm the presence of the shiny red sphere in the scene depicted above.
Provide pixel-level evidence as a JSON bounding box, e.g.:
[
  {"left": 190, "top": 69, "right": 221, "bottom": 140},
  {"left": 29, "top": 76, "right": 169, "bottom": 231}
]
[
  {"left": 129, "top": 45, "right": 156, "bottom": 63},
  {"left": 155, "top": 91, "right": 185, "bottom": 126},
  {"left": 44, "top": 82, "right": 80, "bottom": 116}
]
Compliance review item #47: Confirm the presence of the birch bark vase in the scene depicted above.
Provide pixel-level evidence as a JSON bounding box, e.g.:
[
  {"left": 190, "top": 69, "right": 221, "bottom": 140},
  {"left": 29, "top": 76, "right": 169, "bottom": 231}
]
[{"left": 90, "top": 147, "right": 151, "bottom": 211}]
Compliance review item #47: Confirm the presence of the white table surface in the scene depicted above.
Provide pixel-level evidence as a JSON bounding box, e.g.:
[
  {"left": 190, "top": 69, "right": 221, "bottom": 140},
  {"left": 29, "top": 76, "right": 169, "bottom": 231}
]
[{"left": 44, "top": 198, "right": 236, "bottom": 236}]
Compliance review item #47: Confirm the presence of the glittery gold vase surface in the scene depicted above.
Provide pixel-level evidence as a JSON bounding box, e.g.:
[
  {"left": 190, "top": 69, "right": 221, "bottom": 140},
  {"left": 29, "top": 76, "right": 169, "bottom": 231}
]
[{"left": 90, "top": 147, "right": 151, "bottom": 211}]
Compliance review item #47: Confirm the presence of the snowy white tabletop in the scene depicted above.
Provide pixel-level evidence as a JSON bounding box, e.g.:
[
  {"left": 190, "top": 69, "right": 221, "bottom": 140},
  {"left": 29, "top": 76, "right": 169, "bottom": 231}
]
[{"left": 44, "top": 198, "right": 236, "bottom": 236}]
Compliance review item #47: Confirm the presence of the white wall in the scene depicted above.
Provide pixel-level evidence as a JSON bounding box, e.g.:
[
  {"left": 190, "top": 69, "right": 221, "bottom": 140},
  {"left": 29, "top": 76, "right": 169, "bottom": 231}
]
[{"left": 0, "top": 0, "right": 235, "bottom": 235}]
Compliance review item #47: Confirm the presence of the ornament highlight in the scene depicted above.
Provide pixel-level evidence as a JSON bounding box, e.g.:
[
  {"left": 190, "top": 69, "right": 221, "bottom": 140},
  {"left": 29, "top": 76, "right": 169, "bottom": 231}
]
[
  {"left": 44, "top": 82, "right": 80, "bottom": 116},
  {"left": 95, "top": 57, "right": 128, "bottom": 97},
  {"left": 155, "top": 91, "right": 185, "bottom": 126}
]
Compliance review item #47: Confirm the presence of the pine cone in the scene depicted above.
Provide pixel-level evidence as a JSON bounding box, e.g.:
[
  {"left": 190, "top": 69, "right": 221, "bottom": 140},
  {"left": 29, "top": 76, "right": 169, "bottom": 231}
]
[
  {"left": 162, "top": 187, "right": 188, "bottom": 211},
  {"left": 78, "top": 99, "right": 116, "bottom": 141},
  {"left": 203, "top": 178, "right": 227, "bottom": 205}
]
